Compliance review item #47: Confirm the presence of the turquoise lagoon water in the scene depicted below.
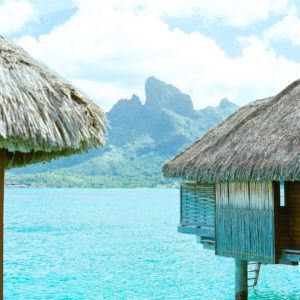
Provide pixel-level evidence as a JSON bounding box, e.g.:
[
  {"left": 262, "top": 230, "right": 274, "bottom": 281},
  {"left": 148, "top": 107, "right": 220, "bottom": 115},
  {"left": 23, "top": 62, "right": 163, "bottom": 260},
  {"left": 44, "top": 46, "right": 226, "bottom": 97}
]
[{"left": 4, "top": 189, "right": 300, "bottom": 299}]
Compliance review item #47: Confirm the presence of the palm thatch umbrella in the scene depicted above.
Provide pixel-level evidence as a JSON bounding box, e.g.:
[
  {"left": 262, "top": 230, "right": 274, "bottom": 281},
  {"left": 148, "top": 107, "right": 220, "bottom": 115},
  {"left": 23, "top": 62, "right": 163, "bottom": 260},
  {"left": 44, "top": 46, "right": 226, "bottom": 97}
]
[
  {"left": 0, "top": 35, "right": 107, "bottom": 298},
  {"left": 163, "top": 79, "right": 300, "bottom": 182}
]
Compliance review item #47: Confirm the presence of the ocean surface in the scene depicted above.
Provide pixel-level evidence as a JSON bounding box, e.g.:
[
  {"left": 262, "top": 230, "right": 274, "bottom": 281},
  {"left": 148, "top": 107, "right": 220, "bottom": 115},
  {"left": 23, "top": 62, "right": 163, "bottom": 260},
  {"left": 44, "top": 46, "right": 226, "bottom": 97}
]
[{"left": 4, "top": 189, "right": 300, "bottom": 299}]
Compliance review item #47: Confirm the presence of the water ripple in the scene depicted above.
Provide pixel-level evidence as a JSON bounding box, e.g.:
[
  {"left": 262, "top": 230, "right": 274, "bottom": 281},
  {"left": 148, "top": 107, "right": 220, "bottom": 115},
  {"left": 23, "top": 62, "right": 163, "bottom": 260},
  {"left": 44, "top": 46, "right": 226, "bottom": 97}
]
[{"left": 4, "top": 189, "right": 300, "bottom": 299}]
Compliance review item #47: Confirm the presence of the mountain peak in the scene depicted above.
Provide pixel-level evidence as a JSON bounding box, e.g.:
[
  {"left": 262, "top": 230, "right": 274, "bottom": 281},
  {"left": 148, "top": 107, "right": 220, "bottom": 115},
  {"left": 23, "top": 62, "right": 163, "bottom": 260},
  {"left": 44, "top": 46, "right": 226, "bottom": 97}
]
[
  {"left": 215, "top": 98, "right": 238, "bottom": 119},
  {"left": 108, "top": 94, "right": 142, "bottom": 118},
  {"left": 144, "top": 76, "right": 193, "bottom": 115},
  {"left": 146, "top": 76, "right": 160, "bottom": 85},
  {"left": 219, "top": 98, "right": 232, "bottom": 107},
  {"left": 11, "top": 77, "right": 240, "bottom": 188}
]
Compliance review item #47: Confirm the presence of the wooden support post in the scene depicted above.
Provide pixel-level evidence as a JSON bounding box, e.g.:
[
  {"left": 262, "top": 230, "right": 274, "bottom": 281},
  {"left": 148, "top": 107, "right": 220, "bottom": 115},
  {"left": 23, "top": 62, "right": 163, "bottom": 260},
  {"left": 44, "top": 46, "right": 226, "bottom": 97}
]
[
  {"left": 235, "top": 259, "right": 248, "bottom": 300},
  {"left": 0, "top": 150, "right": 5, "bottom": 300}
]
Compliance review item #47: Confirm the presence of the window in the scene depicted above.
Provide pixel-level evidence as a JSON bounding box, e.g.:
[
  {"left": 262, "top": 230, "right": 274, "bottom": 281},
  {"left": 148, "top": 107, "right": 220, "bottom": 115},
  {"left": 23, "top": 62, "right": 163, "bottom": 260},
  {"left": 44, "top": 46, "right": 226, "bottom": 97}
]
[
  {"left": 180, "top": 183, "right": 215, "bottom": 228},
  {"left": 280, "top": 181, "right": 285, "bottom": 207}
]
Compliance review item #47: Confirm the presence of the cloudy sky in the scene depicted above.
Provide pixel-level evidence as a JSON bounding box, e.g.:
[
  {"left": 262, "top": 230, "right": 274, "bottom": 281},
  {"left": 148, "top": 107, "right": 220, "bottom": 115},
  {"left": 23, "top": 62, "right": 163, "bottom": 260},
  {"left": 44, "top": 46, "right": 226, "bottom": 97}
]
[{"left": 2, "top": 0, "right": 300, "bottom": 111}]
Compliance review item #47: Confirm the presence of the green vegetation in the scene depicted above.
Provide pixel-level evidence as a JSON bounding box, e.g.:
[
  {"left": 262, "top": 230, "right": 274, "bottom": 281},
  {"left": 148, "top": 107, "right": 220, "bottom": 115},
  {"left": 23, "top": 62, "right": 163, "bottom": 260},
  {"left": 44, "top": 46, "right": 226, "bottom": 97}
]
[{"left": 6, "top": 148, "right": 179, "bottom": 188}]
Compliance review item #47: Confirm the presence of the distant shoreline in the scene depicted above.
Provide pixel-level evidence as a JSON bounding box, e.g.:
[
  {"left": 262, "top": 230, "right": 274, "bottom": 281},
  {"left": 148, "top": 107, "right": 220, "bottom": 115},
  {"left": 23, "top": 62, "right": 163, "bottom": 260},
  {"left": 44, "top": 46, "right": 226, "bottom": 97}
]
[{"left": 5, "top": 185, "right": 180, "bottom": 189}]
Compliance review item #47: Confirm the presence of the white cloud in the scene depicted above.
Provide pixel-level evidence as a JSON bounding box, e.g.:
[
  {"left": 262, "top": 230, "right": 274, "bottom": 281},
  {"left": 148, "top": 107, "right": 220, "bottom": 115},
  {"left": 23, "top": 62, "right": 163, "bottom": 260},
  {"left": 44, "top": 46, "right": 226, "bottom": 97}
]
[
  {"left": 18, "top": 0, "right": 300, "bottom": 111},
  {"left": 70, "top": 79, "right": 144, "bottom": 112},
  {"left": 193, "top": 0, "right": 292, "bottom": 27},
  {"left": 229, "top": 36, "right": 300, "bottom": 100},
  {"left": 0, "top": 0, "right": 34, "bottom": 34},
  {"left": 111, "top": 0, "right": 292, "bottom": 27},
  {"left": 264, "top": 15, "right": 300, "bottom": 46}
]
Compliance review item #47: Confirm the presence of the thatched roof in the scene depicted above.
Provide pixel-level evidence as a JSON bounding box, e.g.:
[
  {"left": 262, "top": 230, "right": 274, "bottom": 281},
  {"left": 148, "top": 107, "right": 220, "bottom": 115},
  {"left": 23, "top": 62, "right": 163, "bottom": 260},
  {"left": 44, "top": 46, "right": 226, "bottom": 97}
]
[
  {"left": 163, "top": 79, "right": 300, "bottom": 182},
  {"left": 0, "top": 35, "right": 107, "bottom": 169}
]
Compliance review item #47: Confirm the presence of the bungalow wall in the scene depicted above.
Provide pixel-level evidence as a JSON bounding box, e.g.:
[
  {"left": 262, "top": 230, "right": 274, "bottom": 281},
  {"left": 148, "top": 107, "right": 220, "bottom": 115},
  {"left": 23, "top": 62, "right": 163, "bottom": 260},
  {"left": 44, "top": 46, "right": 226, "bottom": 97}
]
[
  {"left": 178, "top": 183, "right": 215, "bottom": 239},
  {"left": 179, "top": 181, "right": 300, "bottom": 263},
  {"left": 215, "top": 182, "right": 275, "bottom": 264}
]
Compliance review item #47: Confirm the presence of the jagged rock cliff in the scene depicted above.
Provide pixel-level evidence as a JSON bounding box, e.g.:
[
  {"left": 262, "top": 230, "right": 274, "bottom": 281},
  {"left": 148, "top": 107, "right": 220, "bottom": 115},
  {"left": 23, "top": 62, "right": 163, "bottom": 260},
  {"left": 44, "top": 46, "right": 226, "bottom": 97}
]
[{"left": 7, "top": 77, "right": 238, "bottom": 187}]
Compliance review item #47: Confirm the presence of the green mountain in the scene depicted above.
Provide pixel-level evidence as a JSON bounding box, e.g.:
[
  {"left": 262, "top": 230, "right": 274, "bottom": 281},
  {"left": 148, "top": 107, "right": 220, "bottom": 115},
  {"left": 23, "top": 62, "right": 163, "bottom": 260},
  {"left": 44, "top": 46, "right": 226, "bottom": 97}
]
[{"left": 6, "top": 77, "right": 238, "bottom": 188}]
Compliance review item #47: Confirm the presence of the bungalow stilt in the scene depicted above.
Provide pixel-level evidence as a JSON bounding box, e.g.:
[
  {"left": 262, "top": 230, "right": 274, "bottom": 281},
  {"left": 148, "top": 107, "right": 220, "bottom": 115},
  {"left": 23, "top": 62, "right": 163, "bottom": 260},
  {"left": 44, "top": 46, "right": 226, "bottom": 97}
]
[{"left": 235, "top": 259, "right": 248, "bottom": 300}]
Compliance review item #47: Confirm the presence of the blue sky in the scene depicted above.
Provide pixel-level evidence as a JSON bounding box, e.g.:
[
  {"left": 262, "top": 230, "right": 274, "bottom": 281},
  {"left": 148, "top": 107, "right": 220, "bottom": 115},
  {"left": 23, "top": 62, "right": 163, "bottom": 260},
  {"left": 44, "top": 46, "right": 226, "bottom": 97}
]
[{"left": 1, "top": 0, "right": 300, "bottom": 111}]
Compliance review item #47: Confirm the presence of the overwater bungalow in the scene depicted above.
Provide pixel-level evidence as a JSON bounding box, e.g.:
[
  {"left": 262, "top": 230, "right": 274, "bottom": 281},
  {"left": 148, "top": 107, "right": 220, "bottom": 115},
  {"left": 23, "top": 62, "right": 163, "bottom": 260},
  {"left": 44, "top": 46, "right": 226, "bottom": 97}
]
[
  {"left": 0, "top": 35, "right": 107, "bottom": 299},
  {"left": 163, "top": 80, "right": 300, "bottom": 299}
]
